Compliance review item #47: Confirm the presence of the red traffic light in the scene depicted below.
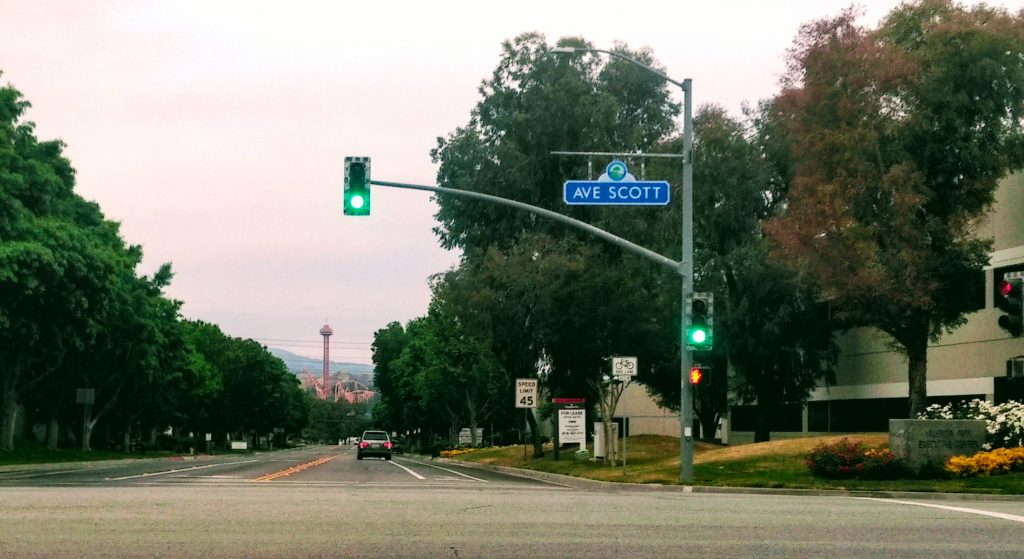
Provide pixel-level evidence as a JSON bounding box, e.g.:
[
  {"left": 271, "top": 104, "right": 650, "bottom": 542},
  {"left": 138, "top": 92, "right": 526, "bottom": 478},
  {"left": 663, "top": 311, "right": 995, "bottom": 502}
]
[
  {"left": 689, "top": 367, "right": 703, "bottom": 385},
  {"left": 1001, "top": 280, "right": 1014, "bottom": 297}
]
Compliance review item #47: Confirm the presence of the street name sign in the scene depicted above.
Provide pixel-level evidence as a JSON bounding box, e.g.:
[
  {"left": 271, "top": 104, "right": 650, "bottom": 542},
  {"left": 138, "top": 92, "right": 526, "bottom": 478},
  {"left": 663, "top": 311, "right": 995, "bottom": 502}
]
[
  {"left": 515, "top": 378, "right": 538, "bottom": 409},
  {"left": 563, "top": 160, "right": 670, "bottom": 206}
]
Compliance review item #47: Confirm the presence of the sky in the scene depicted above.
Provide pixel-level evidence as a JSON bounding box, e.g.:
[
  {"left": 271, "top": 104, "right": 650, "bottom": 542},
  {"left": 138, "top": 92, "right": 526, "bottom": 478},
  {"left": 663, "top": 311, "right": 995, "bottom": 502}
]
[{"left": 4, "top": 0, "right": 1022, "bottom": 364}]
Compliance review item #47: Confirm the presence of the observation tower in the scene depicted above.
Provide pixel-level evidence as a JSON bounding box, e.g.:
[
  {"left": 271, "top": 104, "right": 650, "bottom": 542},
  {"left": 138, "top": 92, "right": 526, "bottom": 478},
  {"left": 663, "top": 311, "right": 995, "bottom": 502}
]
[{"left": 319, "top": 323, "right": 333, "bottom": 398}]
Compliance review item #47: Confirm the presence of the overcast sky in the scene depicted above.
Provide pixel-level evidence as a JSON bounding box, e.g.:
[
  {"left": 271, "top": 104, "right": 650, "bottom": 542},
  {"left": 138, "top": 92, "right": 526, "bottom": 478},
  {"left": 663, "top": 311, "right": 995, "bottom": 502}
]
[{"left": 4, "top": 0, "right": 1021, "bottom": 364}]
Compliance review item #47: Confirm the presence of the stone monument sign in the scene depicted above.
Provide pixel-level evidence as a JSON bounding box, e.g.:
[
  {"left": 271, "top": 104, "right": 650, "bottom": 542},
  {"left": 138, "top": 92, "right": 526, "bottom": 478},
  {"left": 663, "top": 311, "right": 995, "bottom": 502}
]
[{"left": 889, "top": 419, "right": 986, "bottom": 471}]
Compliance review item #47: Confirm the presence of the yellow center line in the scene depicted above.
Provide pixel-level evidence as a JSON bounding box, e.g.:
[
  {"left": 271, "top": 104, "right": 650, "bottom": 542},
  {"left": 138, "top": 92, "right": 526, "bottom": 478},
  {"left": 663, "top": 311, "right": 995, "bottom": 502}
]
[{"left": 253, "top": 455, "right": 336, "bottom": 482}]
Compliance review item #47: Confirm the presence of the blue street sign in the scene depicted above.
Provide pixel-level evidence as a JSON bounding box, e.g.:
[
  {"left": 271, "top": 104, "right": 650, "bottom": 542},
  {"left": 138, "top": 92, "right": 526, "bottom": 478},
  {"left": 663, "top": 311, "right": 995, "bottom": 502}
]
[
  {"left": 563, "top": 160, "right": 670, "bottom": 206},
  {"left": 564, "top": 180, "right": 671, "bottom": 205}
]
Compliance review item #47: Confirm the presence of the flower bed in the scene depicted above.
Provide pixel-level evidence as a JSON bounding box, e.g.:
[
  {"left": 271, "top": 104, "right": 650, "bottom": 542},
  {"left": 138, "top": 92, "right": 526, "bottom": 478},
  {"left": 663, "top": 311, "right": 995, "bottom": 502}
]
[
  {"left": 806, "top": 438, "right": 907, "bottom": 479},
  {"left": 440, "top": 447, "right": 487, "bottom": 458},
  {"left": 946, "top": 447, "right": 1024, "bottom": 477},
  {"left": 919, "top": 399, "right": 1024, "bottom": 450}
]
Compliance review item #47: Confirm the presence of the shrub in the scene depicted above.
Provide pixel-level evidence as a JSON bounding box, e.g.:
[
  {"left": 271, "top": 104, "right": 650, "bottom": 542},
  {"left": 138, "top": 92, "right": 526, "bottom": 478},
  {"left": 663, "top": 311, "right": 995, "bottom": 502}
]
[
  {"left": 946, "top": 447, "right": 1024, "bottom": 477},
  {"left": 919, "top": 399, "right": 1024, "bottom": 450},
  {"left": 806, "top": 438, "right": 907, "bottom": 479}
]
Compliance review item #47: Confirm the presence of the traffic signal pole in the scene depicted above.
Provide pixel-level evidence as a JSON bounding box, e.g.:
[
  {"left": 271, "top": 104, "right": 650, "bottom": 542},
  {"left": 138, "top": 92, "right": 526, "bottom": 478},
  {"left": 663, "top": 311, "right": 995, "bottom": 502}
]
[
  {"left": 368, "top": 49, "right": 697, "bottom": 484},
  {"left": 680, "top": 78, "right": 695, "bottom": 483}
]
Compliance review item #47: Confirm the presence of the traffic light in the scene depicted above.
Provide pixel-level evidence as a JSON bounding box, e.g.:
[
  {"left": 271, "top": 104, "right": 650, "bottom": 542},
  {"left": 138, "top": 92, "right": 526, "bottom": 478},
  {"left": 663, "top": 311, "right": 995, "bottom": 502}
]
[
  {"left": 686, "top": 292, "right": 713, "bottom": 350},
  {"left": 689, "top": 366, "right": 704, "bottom": 385},
  {"left": 344, "top": 156, "right": 371, "bottom": 216},
  {"left": 997, "top": 272, "right": 1022, "bottom": 337}
]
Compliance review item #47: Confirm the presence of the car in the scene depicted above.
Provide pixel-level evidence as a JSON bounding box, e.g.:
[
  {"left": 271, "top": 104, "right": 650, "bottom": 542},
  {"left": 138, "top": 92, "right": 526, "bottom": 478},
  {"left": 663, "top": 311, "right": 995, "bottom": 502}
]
[{"left": 357, "top": 430, "right": 393, "bottom": 460}]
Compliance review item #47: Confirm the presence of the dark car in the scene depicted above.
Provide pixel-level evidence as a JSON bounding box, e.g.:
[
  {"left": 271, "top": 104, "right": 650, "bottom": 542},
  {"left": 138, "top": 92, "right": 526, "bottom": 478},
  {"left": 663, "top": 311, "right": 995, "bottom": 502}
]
[{"left": 357, "top": 430, "right": 392, "bottom": 460}]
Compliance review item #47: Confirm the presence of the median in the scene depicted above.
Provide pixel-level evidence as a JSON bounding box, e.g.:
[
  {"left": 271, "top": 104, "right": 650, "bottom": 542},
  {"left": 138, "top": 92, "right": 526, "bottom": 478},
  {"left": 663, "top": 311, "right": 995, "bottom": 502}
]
[{"left": 441, "top": 434, "right": 1024, "bottom": 495}]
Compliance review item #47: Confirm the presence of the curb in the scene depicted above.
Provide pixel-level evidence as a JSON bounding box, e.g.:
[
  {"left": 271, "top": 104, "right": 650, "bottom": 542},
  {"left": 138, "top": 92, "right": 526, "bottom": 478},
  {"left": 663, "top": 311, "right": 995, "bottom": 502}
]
[
  {"left": 428, "top": 456, "right": 1024, "bottom": 502},
  {"left": 0, "top": 454, "right": 206, "bottom": 474}
]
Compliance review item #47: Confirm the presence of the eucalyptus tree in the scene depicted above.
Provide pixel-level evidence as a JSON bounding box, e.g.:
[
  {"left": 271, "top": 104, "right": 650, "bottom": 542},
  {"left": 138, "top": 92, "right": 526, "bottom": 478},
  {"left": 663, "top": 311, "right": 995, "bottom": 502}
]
[{"left": 430, "top": 35, "right": 684, "bottom": 429}]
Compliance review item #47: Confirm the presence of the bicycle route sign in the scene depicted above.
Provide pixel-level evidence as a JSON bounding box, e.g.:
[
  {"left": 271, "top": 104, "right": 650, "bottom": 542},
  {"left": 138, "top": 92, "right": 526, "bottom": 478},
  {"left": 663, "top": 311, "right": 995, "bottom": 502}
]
[
  {"left": 612, "top": 356, "right": 637, "bottom": 379},
  {"left": 563, "top": 160, "right": 670, "bottom": 206}
]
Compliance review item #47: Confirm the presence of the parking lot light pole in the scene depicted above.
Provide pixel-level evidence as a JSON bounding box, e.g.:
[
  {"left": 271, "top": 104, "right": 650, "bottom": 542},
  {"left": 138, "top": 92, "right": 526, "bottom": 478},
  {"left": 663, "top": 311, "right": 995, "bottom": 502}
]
[{"left": 550, "top": 46, "right": 695, "bottom": 483}]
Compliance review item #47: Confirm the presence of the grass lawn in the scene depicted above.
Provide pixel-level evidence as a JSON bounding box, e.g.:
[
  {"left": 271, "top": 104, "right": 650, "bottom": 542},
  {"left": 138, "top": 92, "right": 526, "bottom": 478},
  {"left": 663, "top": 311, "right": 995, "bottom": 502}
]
[
  {"left": 0, "top": 441, "right": 176, "bottom": 467},
  {"left": 451, "top": 434, "right": 1024, "bottom": 495}
]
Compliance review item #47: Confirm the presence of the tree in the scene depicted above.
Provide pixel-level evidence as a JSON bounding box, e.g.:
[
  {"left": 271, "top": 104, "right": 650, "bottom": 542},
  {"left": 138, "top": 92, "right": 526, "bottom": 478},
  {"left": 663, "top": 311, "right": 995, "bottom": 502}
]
[
  {"left": 432, "top": 34, "right": 679, "bottom": 255},
  {"left": 429, "top": 35, "right": 687, "bottom": 448},
  {"left": 370, "top": 321, "right": 411, "bottom": 433},
  {"left": 0, "top": 82, "right": 129, "bottom": 451},
  {"left": 765, "top": 2, "right": 1024, "bottom": 416}
]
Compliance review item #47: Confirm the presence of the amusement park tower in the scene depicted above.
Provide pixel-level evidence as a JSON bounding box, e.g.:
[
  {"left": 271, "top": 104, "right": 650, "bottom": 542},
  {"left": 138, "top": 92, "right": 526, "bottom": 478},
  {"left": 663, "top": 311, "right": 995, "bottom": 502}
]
[{"left": 320, "top": 323, "right": 333, "bottom": 396}]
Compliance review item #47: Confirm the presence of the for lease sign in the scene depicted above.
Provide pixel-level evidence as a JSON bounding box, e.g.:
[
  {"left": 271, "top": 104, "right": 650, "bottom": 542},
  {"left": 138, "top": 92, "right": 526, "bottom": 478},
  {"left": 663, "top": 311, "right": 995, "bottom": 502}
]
[{"left": 559, "top": 408, "right": 586, "bottom": 444}]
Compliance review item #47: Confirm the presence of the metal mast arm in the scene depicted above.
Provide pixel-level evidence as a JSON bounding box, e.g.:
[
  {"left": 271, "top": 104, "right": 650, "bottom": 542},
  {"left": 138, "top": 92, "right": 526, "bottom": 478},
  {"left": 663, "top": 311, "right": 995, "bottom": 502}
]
[{"left": 370, "top": 179, "right": 681, "bottom": 274}]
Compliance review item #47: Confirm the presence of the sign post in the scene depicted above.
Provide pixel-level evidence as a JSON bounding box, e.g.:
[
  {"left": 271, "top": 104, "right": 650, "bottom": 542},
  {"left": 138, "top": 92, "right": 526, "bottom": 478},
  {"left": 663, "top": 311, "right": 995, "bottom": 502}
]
[{"left": 516, "top": 379, "right": 538, "bottom": 459}]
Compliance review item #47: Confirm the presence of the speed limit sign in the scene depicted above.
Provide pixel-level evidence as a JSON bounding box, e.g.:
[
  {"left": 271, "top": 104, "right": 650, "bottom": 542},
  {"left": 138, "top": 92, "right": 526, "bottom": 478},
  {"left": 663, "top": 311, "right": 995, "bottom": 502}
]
[
  {"left": 515, "top": 378, "right": 538, "bottom": 409},
  {"left": 611, "top": 356, "right": 637, "bottom": 378}
]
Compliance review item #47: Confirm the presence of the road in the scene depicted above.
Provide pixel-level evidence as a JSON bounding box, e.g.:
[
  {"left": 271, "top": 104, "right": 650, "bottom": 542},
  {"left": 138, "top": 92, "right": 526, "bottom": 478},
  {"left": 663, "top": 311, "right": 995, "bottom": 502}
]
[{"left": 1, "top": 445, "right": 1023, "bottom": 558}]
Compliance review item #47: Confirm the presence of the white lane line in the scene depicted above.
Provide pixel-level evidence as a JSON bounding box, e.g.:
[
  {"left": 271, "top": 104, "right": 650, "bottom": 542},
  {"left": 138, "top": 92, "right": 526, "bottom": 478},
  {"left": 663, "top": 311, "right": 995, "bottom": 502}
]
[
  {"left": 402, "top": 459, "right": 490, "bottom": 483},
  {"left": 389, "top": 460, "right": 426, "bottom": 480},
  {"left": 105, "top": 460, "right": 260, "bottom": 481},
  {"left": 1, "top": 466, "right": 121, "bottom": 479},
  {"left": 858, "top": 497, "right": 1024, "bottom": 524}
]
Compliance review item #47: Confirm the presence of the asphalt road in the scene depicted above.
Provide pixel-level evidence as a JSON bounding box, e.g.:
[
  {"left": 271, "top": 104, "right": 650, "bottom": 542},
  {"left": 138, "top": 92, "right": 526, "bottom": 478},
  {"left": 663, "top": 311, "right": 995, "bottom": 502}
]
[{"left": 1, "top": 445, "right": 1023, "bottom": 558}]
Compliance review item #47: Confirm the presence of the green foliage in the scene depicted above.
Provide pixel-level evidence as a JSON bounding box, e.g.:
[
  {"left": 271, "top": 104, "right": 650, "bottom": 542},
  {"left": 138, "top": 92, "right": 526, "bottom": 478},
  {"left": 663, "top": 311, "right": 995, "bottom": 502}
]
[{"left": 0, "top": 78, "right": 307, "bottom": 453}]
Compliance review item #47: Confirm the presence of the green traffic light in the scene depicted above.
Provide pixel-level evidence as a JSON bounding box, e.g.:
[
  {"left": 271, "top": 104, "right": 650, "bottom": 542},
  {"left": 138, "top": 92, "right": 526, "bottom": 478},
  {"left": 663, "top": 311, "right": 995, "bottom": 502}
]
[
  {"left": 689, "top": 328, "right": 707, "bottom": 344},
  {"left": 343, "top": 157, "right": 371, "bottom": 216},
  {"left": 686, "top": 293, "right": 713, "bottom": 350}
]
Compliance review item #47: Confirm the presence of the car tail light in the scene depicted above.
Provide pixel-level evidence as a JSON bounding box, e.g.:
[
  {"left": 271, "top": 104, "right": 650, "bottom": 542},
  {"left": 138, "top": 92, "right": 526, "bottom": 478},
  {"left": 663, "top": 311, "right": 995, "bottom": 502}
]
[
  {"left": 384, "top": 441, "right": 392, "bottom": 449},
  {"left": 359, "top": 441, "right": 368, "bottom": 449}
]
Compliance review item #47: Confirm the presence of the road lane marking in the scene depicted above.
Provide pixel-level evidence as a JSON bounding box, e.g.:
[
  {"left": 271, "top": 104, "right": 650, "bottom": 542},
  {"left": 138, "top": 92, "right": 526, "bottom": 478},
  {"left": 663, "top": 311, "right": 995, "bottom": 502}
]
[
  {"left": 1, "top": 466, "right": 125, "bottom": 480},
  {"left": 106, "top": 460, "right": 260, "bottom": 481},
  {"left": 402, "top": 460, "right": 490, "bottom": 483},
  {"left": 389, "top": 460, "right": 426, "bottom": 479},
  {"left": 254, "top": 456, "right": 336, "bottom": 482},
  {"left": 858, "top": 497, "right": 1024, "bottom": 524}
]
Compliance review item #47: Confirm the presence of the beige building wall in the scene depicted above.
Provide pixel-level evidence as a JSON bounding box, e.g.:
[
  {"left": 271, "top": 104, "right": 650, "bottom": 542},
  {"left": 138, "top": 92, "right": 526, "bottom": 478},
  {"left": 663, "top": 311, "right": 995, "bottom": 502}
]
[{"left": 615, "top": 382, "right": 679, "bottom": 437}]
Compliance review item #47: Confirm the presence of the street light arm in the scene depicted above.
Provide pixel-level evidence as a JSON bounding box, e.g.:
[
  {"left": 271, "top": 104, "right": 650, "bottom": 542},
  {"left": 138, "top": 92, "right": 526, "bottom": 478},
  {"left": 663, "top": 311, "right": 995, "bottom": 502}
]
[
  {"left": 370, "top": 179, "right": 681, "bottom": 274},
  {"left": 550, "top": 47, "right": 688, "bottom": 91}
]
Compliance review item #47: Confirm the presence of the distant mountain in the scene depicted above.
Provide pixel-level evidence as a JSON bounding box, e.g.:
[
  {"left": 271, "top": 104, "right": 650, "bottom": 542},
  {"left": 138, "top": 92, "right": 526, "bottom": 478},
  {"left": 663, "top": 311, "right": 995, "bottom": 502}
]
[{"left": 269, "top": 347, "right": 374, "bottom": 379}]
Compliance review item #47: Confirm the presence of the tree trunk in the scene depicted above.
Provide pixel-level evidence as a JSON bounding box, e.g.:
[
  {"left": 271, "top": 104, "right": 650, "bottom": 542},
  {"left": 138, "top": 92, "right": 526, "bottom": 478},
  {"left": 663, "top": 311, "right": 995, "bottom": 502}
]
[
  {"left": 699, "top": 412, "right": 719, "bottom": 443},
  {"left": 123, "top": 420, "right": 132, "bottom": 452},
  {"left": 47, "top": 415, "right": 59, "bottom": 451},
  {"left": 81, "top": 405, "right": 93, "bottom": 452},
  {"left": 603, "top": 420, "right": 618, "bottom": 466},
  {"left": 466, "top": 391, "right": 479, "bottom": 446},
  {"left": 1, "top": 388, "right": 17, "bottom": 452},
  {"left": 754, "top": 400, "right": 771, "bottom": 443},
  {"left": 906, "top": 335, "right": 929, "bottom": 419},
  {"left": 525, "top": 410, "right": 544, "bottom": 458}
]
